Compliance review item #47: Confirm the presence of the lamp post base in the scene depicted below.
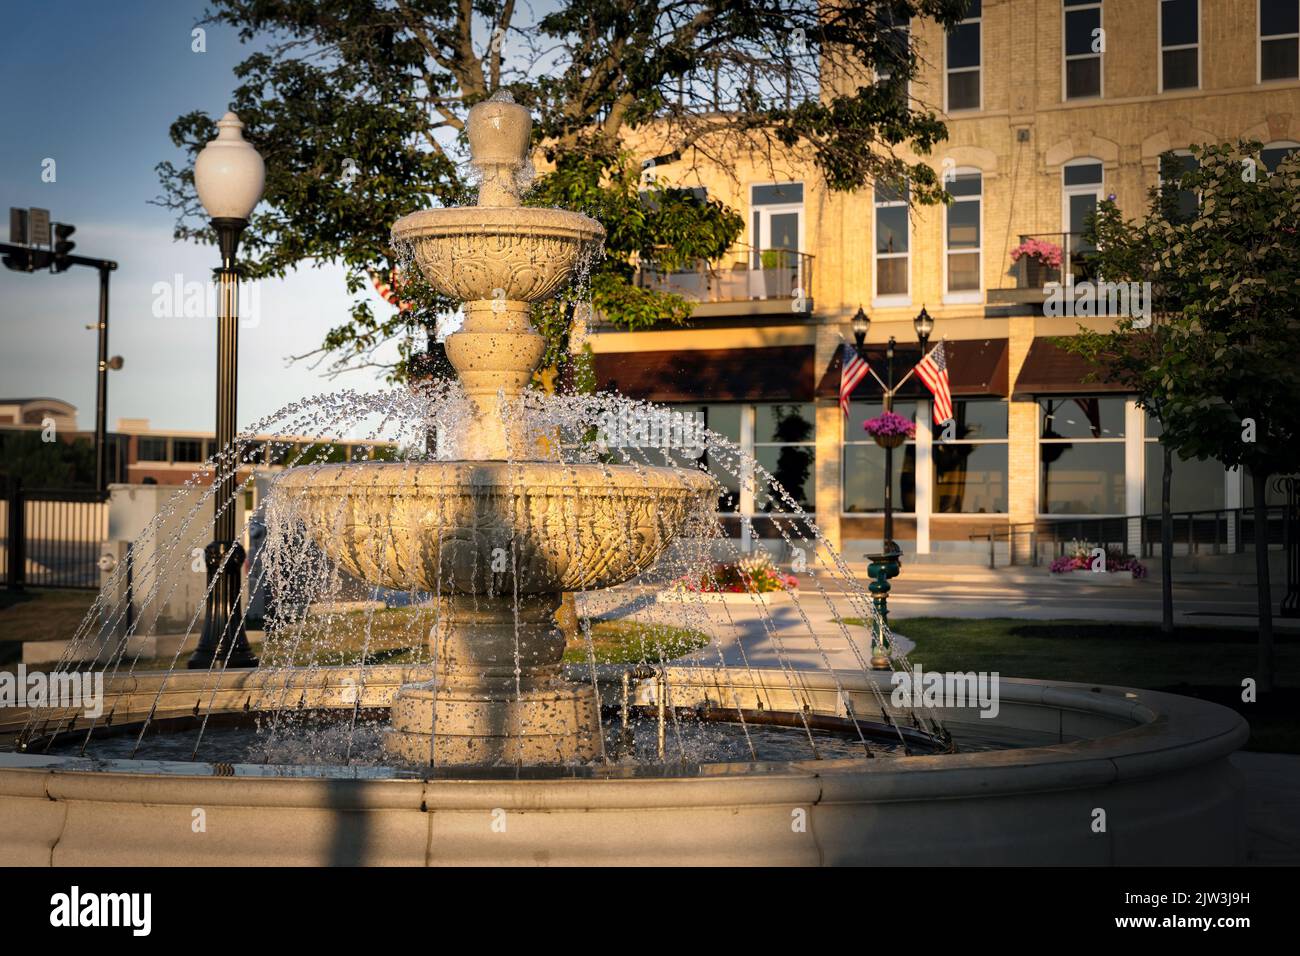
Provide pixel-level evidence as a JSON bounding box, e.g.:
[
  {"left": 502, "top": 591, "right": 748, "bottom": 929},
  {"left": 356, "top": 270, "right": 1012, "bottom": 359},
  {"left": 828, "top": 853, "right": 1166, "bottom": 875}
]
[
  {"left": 865, "top": 551, "right": 902, "bottom": 670},
  {"left": 188, "top": 540, "right": 259, "bottom": 669}
]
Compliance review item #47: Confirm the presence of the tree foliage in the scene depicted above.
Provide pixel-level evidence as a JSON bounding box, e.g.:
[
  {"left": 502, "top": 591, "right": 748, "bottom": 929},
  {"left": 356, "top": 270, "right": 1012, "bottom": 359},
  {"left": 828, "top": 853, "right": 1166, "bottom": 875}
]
[
  {"left": 156, "top": 0, "right": 971, "bottom": 380},
  {"left": 1062, "top": 141, "right": 1300, "bottom": 685}
]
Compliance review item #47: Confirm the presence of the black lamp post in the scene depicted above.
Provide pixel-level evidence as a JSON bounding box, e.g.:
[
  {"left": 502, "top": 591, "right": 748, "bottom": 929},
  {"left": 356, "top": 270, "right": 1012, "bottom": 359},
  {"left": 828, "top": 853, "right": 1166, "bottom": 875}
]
[
  {"left": 914, "top": 305, "right": 933, "bottom": 354},
  {"left": 853, "top": 306, "right": 937, "bottom": 555},
  {"left": 188, "top": 112, "right": 264, "bottom": 670},
  {"left": 882, "top": 334, "right": 898, "bottom": 551}
]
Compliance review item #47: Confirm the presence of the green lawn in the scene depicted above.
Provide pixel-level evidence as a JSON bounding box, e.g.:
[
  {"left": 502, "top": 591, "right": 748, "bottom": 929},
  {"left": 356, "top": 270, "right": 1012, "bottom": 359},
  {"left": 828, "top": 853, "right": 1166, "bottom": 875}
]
[
  {"left": 877, "top": 617, "right": 1299, "bottom": 753},
  {"left": 0, "top": 594, "right": 709, "bottom": 670},
  {"left": 207, "top": 605, "right": 708, "bottom": 668},
  {"left": 0, "top": 588, "right": 96, "bottom": 663},
  {"left": 257, "top": 608, "right": 707, "bottom": 671}
]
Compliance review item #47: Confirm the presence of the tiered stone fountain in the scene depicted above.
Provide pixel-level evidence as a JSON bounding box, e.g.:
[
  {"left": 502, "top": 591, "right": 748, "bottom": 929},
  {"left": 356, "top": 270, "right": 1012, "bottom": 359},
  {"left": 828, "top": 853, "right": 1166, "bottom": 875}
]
[
  {"left": 0, "top": 93, "right": 1250, "bottom": 866},
  {"left": 275, "top": 93, "right": 714, "bottom": 764}
]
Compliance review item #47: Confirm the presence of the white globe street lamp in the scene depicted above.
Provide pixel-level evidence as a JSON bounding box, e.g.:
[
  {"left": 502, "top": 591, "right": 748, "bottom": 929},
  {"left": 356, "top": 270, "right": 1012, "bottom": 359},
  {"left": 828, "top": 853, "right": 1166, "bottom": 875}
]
[{"left": 189, "top": 111, "right": 264, "bottom": 670}]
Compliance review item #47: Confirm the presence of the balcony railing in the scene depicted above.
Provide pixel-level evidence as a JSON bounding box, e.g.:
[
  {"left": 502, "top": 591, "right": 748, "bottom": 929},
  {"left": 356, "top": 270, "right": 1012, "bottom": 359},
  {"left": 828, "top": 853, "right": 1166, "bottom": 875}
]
[
  {"left": 634, "top": 244, "right": 814, "bottom": 311},
  {"left": 989, "top": 232, "right": 1098, "bottom": 305}
]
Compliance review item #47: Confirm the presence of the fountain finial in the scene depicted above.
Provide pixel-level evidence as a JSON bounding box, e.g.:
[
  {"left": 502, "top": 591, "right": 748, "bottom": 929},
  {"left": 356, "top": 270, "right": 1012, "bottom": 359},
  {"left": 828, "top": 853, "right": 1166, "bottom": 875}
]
[{"left": 467, "top": 90, "right": 533, "bottom": 206}]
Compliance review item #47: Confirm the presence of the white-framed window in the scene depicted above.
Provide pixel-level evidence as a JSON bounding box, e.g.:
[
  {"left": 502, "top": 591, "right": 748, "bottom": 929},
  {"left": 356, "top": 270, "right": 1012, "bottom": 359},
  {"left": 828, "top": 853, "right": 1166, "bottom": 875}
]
[
  {"left": 842, "top": 399, "right": 917, "bottom": 515},
  {"left": 1064, "top": 0, "right": 1104, "bottom": 99},
  {"left": 1143, "top": 412, "right": 1225, "bottom": 514},
  {"left": 946, "top": 0, "right": 981, "bottom": 112},
  {"left": 876, "top": 1, "right": 911, "bottom": 106},
  {"left": 1261, "top": 139, "right": 1300, "bottom": 171},
  {"left": 873, "top": 179, "right": 910, "bottom": 305},
  {"left": 655, "top": 403, "right": 815, "bottom": 519},
  {"left": 944, "top": 168, "right": 982, "bottom": 300},
  {"left": 754, "top": 403, "right": 816, "bottom": 515},
  {"left": 1260, "top": 0, "right": 1300, "bottom": 81},
  {"left": 1160, "top": 0, "right": 1200, "bottom": 91},
  {"left": 1039, "top": 396, "right": 1127, "bottom": 515},
  {"left": 1062, "top": 158, "right": 1104, "bottom": 277},
  {"left": 934, "top": 398, "right": 1008, "bottom": 514}
]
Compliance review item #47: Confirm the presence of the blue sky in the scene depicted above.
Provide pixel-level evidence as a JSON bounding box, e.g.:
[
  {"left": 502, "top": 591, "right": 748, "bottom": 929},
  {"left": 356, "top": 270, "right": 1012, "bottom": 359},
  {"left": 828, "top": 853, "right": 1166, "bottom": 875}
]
[{"left": 0, "top": 0, "right": 394, "bottom": 434}]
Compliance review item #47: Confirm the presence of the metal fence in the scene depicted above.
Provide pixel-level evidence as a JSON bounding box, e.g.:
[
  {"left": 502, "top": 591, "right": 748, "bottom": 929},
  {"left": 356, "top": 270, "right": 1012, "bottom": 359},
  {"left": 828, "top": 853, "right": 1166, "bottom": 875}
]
[
  {"left": 2, "top": 481, "right": 109, "bottom": 590},
  {"left": 971, "top": 499, "right": 1300, "bottom": 617},
  {"left": 971, "top": 506, "right": 1288, "bottom": 568}
]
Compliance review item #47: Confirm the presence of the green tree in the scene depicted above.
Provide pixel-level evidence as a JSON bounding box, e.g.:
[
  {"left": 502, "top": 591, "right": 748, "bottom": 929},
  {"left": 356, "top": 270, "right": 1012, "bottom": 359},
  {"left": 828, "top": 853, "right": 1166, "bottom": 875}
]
[
  {"left": 156, "top": 0, "right": 970, "bottom": 382},
  {"left": 0, "top": 432, "right": 97, "bottom": 488},
  {"left": 1065, "top": 143, "right": 1300, "bottom": 690},
  {"left": 1060, "top": 165, "right": 1190, "bottom": 635}
]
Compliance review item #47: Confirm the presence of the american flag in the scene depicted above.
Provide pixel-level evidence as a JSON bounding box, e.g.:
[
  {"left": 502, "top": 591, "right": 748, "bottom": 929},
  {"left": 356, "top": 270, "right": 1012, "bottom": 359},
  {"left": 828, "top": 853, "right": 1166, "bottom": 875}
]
[
  {"left": 915, "top": 340, "right": 953, "bottom": 425},
  {"left": 371, "top": 269, "right": 414, "bottom": 312},
  {"left": 839, "top": 343, "right": 871, "bottom": 416}
]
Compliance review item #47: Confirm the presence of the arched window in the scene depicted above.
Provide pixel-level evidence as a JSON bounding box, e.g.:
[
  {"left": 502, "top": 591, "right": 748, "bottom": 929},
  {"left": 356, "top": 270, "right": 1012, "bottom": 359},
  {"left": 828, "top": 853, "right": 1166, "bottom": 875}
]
[
  {"left": 1158, "top": 149, "right": 1198, "bottom": 222},
  {"left": 944, "top": 168, "right": 982, "bottom": 298},
  {"left": 1261, "top": 140, "right": 1300, "bottom": 172}
]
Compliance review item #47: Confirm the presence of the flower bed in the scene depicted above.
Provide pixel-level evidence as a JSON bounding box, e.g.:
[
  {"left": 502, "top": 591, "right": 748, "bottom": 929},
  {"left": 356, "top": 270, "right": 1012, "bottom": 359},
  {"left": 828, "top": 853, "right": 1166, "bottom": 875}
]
[
  {"left": 1049, "top": 541, "right": 1148, "bottom": 579},
  {"left": 678, "top": 551, "right": 798, "bottom": 594}
]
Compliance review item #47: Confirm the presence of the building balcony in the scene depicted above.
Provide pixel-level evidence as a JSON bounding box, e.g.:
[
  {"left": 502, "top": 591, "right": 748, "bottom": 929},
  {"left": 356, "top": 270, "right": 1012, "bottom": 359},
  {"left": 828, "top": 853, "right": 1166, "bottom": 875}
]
[
  {"left": 987, "top": 232, "right": 1098, "bottom": 306},
  {"left": 633, "top": 244, "right": 814, "bottom": 318}
]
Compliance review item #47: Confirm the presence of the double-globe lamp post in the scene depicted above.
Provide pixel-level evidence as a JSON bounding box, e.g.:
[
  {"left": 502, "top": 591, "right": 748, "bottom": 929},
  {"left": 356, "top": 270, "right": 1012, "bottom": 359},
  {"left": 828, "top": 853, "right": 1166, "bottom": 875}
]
[
  {"left": 188, "top": 112, "right": 264, "bottom": 670},
  {"left": 850, "top": 305, "right": 935, "bottom": 555}
]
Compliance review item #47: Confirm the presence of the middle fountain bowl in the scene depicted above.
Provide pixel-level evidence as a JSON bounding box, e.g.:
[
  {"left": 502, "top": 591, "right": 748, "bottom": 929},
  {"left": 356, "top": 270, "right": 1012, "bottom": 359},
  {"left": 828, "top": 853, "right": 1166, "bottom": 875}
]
[{"left": 272, "top": 460, "right": 715, "bottom": 595}]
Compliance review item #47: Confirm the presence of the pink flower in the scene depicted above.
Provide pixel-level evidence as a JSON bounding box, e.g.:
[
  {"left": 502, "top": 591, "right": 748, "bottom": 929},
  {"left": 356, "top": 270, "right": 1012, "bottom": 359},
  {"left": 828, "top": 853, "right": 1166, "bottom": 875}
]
[
  {"left": 863, "top": 411, "right": 916, "bottom": 439},
  {"left": 1010, "top": 238, "right": 1063, "bottom": 269}
]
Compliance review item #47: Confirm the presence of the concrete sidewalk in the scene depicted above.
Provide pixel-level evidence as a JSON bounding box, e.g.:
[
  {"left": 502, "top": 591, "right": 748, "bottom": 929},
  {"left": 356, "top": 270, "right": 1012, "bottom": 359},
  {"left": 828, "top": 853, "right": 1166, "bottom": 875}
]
[{"left": 821, "top": 561, "right": 1300, "bottom": 629}]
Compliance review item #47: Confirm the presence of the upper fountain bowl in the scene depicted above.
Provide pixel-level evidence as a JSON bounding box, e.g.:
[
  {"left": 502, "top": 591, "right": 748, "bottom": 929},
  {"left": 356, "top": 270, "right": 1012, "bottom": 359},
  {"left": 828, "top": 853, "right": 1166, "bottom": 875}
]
[
  {"left": 391, "top": 90, "right": 605, "bottom": 303},
  {"left": 392, "top": 206, "right": 604, "bottom": 303}
]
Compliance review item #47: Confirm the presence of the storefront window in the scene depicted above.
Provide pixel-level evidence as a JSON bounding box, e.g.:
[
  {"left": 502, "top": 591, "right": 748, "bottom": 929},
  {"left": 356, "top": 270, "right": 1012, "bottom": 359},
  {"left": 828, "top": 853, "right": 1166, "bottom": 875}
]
[
  {"left": 659, "top": 403, "right": 743, "bottom": 513},
  {"left": 934, "top": 399, "right": 1007, "bottom": 513},
  {"left": 843, "top": 400, "right": 916, "bottom": 513},
  {"left": 656, "top": 403, "right": 814, "bottom": 515},
  {"left": 756, "top": 403, "right": 815, "bottom": 513},
  {"left": 1143, "top": 412, "right": 1225, "bottom": 513},
  {"left": 1039, "top": 397, "right": 1126, "bottom": 514}
]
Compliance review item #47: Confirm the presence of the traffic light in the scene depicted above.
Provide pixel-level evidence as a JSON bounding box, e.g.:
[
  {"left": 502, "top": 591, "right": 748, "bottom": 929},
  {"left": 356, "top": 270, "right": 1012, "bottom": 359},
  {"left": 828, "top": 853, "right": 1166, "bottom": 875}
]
[
  {"left": 53, "top": 222, "right": 76, "bottom": 272},
  {"left": 2, "top": 247, "right": 48, "bottom": 271}
]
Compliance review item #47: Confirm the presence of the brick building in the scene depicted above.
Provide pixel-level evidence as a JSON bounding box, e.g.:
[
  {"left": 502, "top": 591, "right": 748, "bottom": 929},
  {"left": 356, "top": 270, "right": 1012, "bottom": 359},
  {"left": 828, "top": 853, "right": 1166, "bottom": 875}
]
[{"left": 587, "top": 0, "right": 1300, "bottom": 557}]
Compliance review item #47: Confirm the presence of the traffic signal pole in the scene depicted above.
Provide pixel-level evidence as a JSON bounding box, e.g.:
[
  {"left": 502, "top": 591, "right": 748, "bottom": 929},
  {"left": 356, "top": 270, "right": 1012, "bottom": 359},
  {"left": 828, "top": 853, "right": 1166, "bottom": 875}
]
[
  {"left": 1, "top": 241, "right": 118, "bottom": 491},
  {"left": 94, "top": 261, "right": 113, "bottom": 491}
]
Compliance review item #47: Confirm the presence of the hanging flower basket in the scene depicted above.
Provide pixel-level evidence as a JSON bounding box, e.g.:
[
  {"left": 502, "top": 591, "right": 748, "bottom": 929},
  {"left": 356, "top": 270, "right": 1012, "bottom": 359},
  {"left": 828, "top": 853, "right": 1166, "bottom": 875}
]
[{"left": 863, "top": 411, "right": 914, "bottom": 449}]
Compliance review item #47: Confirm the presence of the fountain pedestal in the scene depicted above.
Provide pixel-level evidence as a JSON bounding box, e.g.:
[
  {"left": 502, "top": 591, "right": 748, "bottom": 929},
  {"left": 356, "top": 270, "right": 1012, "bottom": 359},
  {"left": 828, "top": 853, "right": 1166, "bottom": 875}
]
[{"left": 386, "top": 596, "right": 600, "bottom": 764}]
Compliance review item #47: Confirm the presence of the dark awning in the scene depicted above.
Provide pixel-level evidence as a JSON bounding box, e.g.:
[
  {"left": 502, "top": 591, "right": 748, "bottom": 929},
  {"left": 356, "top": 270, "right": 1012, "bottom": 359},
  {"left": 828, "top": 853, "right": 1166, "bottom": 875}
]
[
  {"left": 815, "top": 338, "right": 1009, "bottom": 401},
  {"left": 591, "top": 345, "right": 814, "bottom": 402},
  {"left": 1013, "top": 336, "right": 1128, "bottom": 396}
]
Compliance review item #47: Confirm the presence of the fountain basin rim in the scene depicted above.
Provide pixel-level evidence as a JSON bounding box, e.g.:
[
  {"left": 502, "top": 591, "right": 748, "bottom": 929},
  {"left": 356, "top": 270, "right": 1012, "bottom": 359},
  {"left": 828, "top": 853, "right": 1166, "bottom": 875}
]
[
  {"left": 0, "top": 667, "right": 1248, "bottom": 864},
  {"left": 0, "top": 666, "right": 1248, "bottom": 793}
]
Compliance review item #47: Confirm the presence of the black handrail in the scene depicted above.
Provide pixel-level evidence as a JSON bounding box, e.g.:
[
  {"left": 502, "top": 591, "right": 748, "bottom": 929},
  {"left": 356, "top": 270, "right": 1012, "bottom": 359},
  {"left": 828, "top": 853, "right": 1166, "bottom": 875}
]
[{"left": 969, "top": 505, "right": 1289, "bottom": 568}]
